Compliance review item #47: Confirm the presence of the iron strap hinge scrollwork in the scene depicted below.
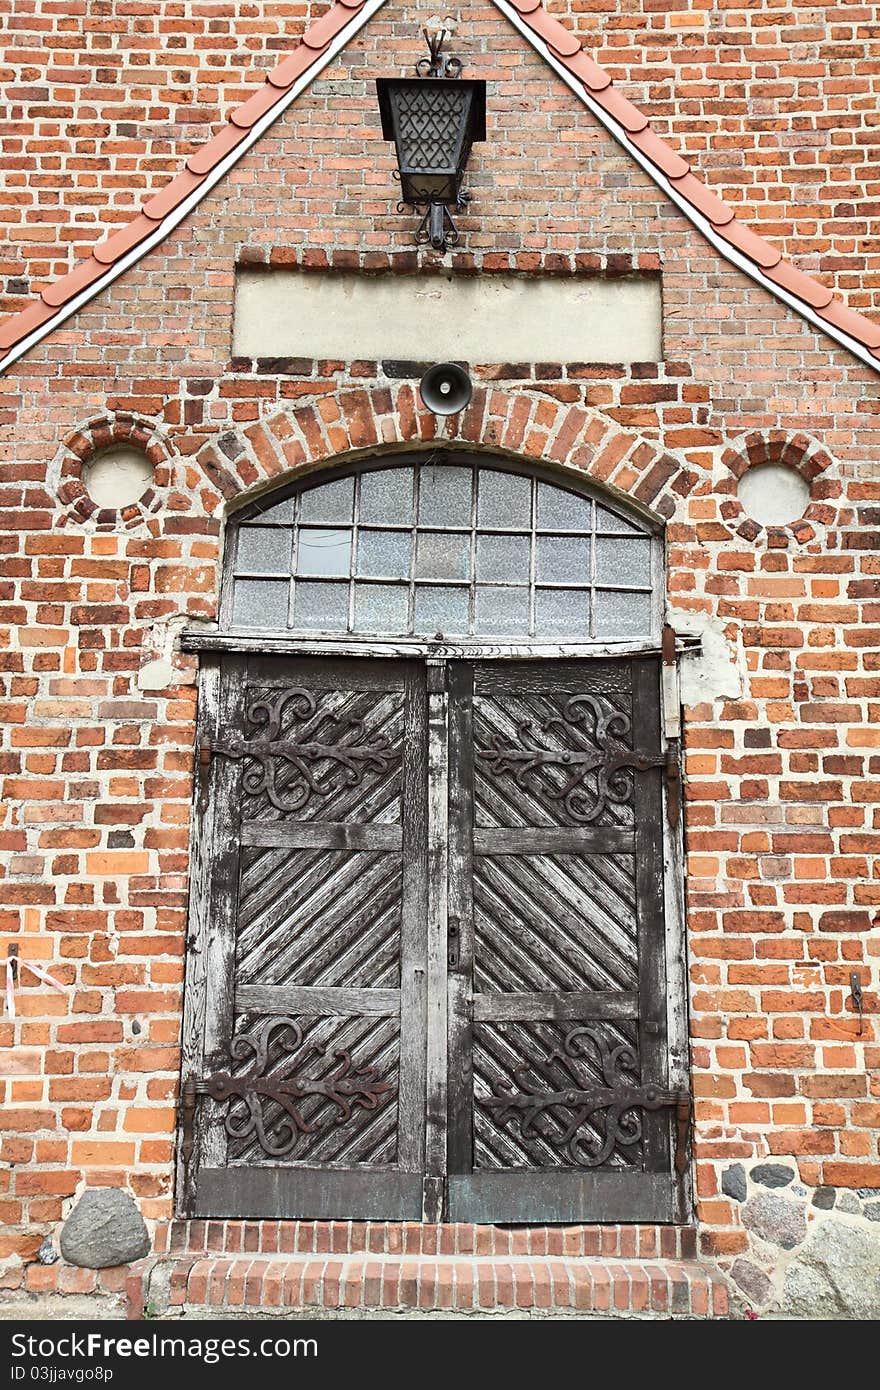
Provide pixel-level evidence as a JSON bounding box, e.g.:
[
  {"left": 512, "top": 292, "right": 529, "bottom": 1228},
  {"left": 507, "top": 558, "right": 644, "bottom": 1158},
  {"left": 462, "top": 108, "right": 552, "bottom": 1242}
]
[
  {"left": 674, "top": 1093, "right": 692, "bottom": 1177},
  {"left": 179, "top": 1075, "right": 197, "bottom": 1176},
  {"left": 665, "top": 738, "right": 681, "bottom": 829},
  {"left": 476, "top": 693, "right": 679, "bottom": 826},
  {"left": 199, "top": 686, "right": 395, "bottom": 813},
  {"left": 186, "top": 1017, "right": 394, "bottom": 1159},
  {"left": 482, "top": 1025, "right": 692, "bottom": 1174}
]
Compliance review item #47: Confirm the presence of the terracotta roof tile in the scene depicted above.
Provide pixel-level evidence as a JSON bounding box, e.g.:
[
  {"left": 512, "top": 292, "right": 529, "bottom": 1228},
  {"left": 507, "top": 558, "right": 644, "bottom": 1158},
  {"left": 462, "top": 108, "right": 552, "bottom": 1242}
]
[
  {"left": 589, "top": 84, "right": 649, "bottom": 134},
  {"left": 41, "top": 256, "right": 108, "bottom": 308},
  {"left": 551, "top": 47, "right": 612, "bottom": 93},
  {"left": 668, "top": 171, "right": 735, "bottom": 227},
  {"left": 817, "top": 298, "right": 880, "bottom": 349},
  {"left": 267, "top": 42, "right": 330, "bottom": 89},
  {"left": 302, "top": 2, "right": 362, "bottom": 50},
  {"left": 764, "top": 260, "right": 834, "bottom": 310},
  {"left": 0, "top": 297, "right": 56, "bottom": 350},
  {"left": 142, "top": 169, "right": 207, "bottom": 221},
  {"left": 628, "top": 126, "right": 689, "bottom": 181},
  {"left": 714, "top": 217, "right": 782, "bottom": 270},
  {"left": 1, "top": 0, "right": 878, "bottom": 375},
  {"left": 186, "top": 122, "right": 249, "bottom": 177},
  {"left": 93, "top": 213, "right": 158, "bottom": 265},
  {"left": 519, "top": 8, "right": 582, "bottom": 58},
  {"left": 230, "top": 80, "right": 289, "bottom": 129}
]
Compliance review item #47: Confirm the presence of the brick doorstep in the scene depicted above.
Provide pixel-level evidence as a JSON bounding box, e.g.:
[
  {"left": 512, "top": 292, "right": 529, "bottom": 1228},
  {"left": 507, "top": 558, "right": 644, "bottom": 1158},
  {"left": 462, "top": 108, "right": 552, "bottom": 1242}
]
[{"left": 135, "top": 1253, "right": 730, "bottom": 1319}]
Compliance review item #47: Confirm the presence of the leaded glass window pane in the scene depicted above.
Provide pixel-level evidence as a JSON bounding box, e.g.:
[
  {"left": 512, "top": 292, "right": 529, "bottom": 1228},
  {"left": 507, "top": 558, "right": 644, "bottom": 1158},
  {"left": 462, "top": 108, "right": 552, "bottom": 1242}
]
[
  {"left": 235, "top": 526, "right": 292, "bottom": 575},
  {"left": 354, "top": 583, "right": 409, "bottom": 632},
  {"left": 356, "top": 530, "right": 412, "bottom": 580},
  {"left": 415, "top": 532, "right": 470, "bottom": 582},
  {"left": 359, "top": 468, "right": 414, "bottom": 526},
  {"left": 414, "top": 585, "right": 470, "bottom": 634},
  {"left": 232, "top": 578, "right": 290, "bottom": 628},
  {"left": 296, "top": 528, "right": 352, "bottom": 578},
  {"left": 227, "top": 459, "right": 657, "bottom": 641}
]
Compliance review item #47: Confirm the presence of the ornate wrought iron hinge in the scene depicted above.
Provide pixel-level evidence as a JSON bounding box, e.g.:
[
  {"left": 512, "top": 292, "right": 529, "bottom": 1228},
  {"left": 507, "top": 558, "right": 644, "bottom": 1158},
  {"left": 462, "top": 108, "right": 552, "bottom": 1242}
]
[
  {"left": 482, "top": 1025, "right": 692, "bottom": 1172},
  {"left": 198, "top": 687, "right": 394, "bottom": 812},
  {"left": 187, "top": 1017, "right": 394, "bottom": 1158},
  {"left": 673, "top": 1093, "right": 692, "bottom": 1177},
  {"left": 664, "top": 738, "right": 681, "bottom": 829},
  {"left": 179, "top": 1074, "right": 197, "bottom": 1176},
  {"left": 476, "top": 692, "right": 678, "bottom": 826}
]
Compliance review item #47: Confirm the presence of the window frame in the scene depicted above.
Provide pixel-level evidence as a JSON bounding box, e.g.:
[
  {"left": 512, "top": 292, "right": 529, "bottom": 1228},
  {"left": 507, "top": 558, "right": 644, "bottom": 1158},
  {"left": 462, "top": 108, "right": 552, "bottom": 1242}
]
[{"left": 217, "top": 450, "right": 665, "bottom": 653}]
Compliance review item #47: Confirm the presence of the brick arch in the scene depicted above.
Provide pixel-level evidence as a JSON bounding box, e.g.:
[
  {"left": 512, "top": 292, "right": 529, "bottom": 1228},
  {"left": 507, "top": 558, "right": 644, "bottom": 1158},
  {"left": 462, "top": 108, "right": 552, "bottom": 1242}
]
[{"left": 193, "top": 384, "right": 700, "bottom": 524}]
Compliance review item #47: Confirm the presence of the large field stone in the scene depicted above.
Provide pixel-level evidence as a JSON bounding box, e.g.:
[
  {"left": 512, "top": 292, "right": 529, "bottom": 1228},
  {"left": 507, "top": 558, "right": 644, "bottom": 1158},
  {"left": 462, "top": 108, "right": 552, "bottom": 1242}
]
[
  {"left": 783, "top": 1220, "right": 880, "bottom": 1318},
  {"left": 60, "top": 1189, "right": 150, "bottom": 1269},
  {"left": 742, "top": 1192, "right": 806, "bottom": 1250}
]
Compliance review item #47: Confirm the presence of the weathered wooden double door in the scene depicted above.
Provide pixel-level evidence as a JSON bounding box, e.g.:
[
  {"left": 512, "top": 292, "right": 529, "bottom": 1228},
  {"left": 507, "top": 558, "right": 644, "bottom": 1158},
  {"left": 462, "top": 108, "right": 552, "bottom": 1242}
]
[{"left": 182, "top": 653, "right": 688, "bottom": 1223}]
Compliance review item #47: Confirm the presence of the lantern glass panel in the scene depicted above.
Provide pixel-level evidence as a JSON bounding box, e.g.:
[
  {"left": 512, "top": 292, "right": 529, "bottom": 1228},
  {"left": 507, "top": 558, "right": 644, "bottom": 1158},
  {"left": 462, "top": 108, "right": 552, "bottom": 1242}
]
[{"left": 379, "top": 78, "right": 480, "bottom": 204}]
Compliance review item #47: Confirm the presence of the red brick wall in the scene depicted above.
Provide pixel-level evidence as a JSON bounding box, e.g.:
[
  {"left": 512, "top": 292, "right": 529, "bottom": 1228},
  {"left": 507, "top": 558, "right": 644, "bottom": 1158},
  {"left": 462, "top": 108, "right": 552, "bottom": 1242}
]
[
  {"left": 2, "top": 1, "right": 880, "bottom": 316},
  {"left": 0, "top": 0, "right": 878, "bottom": 1300}
]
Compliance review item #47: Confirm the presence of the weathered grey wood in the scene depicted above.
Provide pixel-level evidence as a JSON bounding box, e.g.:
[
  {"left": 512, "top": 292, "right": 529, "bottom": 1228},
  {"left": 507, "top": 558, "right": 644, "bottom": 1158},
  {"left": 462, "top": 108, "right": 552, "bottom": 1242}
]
[
  {"left": 196, "top": 1167, "right": 423, "bottom": 1220},
  {"left": 192, "top": 654, "right": 429, "bottom": 1219},
  {"left": 422, "top": 663, "right": 449, "bottom": 1219},
  {"left": 197, "top": 653, "right": 249, "bottom": 1190},
  {"left": 661, "top": 664, "right": 692, "bottom": 1220},
  {"left": 473, "top": 826, "right": 634, "bottom": 855},
  {"left": 472, "top": 990, "right": 639, "bottom": 1022},
  {"left": 182, "top": 630, "right": 696, "bottom": 662},
  {"left": 240, "top": 821, "right": 402, "bottom": 851},
  {"left": 472, "top": 659, "right": 632, "bottom": 696},
  {"left": 235, "top": 985, "right": 400, "bottom": 1017},
  {"left": 447, "top": 1172, "right": 680, "bottom": 1224},
  {"left": 633, "top": 656, "right": 671, "bottom": 1175},
  {"left": 396, "top": 663, "right": 428, "bottom": 1176},
  {"left": 244, "top": 653, "right": 410, "bottom": 691},
  {"left": 177, "top": 654, "right": 221, "bottom": 1217},
  {"left": 185, "top": 636, "right": 689, "bottom": 1224},
  {"left": 446, "top": 662, "right": 475, "bottom": 1179},
  {"left": 450, "top": 655, "right": 686, "bottom": 1222}
]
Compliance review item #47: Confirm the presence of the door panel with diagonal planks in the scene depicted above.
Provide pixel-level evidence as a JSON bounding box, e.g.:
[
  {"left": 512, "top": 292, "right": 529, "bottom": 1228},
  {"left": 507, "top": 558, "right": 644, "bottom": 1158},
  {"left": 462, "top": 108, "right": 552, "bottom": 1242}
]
[
  {"left": 184, "top": 651, "right": 686, "bottom": 1222},
  {"left": 447, "top": 657, "right": 685, "bottom": 1223},
  {"left": 187, "top": 655, "right": 428, "bottom": 1219}
]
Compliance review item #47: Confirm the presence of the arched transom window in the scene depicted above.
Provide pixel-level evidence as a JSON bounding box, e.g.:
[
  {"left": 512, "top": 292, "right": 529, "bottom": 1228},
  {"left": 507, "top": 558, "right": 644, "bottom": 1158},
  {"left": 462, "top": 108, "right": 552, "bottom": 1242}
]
[{"left": 224, "top": 455, "right": 660, "bottom": 642}]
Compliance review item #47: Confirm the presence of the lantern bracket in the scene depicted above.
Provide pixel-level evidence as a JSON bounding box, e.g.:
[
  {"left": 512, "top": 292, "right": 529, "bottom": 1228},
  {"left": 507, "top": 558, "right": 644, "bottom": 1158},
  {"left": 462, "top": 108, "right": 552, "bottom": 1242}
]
[
  {"left": 399, "top": 191, "right": 471, "bottom": 254},
  {"left": 416, "top": 29, "right": 462, "bottom": 80}
]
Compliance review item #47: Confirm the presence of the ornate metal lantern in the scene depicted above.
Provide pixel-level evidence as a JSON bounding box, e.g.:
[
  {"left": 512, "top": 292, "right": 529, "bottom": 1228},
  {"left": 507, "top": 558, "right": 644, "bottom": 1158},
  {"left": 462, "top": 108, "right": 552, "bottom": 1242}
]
[{"left": 376, "top": 31, "right": 486, "bottom": 253}]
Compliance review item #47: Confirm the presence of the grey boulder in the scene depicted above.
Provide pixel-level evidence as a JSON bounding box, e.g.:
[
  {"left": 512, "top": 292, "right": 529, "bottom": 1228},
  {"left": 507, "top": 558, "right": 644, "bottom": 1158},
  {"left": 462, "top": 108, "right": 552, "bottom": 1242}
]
[
  {"left": 741, "top": 1192, "right": 806, "bottom": 1250},
  {"left": 783, "top": 1219, "right": 880, "bottom": 1319},
  {"left": 60, "top": 1188, "right": 150, "bottom": 1269}
]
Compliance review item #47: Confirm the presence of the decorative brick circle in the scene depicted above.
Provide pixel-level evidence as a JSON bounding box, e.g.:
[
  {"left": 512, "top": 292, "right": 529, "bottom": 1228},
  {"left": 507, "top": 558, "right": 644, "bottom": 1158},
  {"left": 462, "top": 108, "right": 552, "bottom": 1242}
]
[
  {"left": 717, "top": 430, "right": 840, "bottom": 546},
  {"left": 55, "top": 413, "right": 173, "bottom": 529}
]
